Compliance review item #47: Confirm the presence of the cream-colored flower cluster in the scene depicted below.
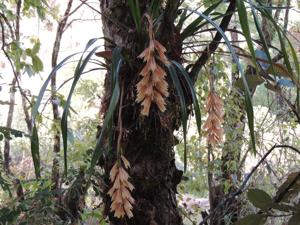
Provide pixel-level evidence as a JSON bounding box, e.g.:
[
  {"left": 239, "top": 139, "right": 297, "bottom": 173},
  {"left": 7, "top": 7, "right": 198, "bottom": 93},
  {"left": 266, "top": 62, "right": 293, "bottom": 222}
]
[
  {"left": 108, "top": 155, "right": 135, "bottom": 218},
  {"left": 203, "top": 91, "right": 224, "bottom": 145},
  {"left": 136, "top": 14, "right": 170, "bottom": 116}
]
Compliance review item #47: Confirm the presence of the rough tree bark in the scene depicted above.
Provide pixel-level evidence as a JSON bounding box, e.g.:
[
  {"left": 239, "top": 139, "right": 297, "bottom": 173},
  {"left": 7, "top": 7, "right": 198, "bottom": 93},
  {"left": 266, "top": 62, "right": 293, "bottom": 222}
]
[{"left": 98, "top": 1, "right": 183, "bottom": 224}]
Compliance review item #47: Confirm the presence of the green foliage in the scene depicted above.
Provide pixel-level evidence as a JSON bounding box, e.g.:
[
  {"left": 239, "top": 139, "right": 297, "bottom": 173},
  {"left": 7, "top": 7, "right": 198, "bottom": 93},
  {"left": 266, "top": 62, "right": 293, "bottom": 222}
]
[
  {"left": 0, "top": 164, "right": 12, "bottom": 196},
  {"left": 1, "top": 2, "right": 45, "bottom": 75},
  {"left": 238, "top": 179, "right": 300, "bottom": 225},
  {"left": 0, "top": 180, "right": 65, "bottom": 225},
  {"left": 248, "top": 1, "right": 274, "bottom": 74},
  {"left": 0, "top": 2, "right": 15, "bottom": 20},
  {"left": 25, "top": 39, "right": 43, "bottom": 74},
  {"left": 76, "top": 80, "right": 99, "bottom": 102},
  {"left": 23, "top": 0, "right": 49, "bottom": 19},
  {"left": 1, "top": 1, "right": 300, "bottom": 224}
]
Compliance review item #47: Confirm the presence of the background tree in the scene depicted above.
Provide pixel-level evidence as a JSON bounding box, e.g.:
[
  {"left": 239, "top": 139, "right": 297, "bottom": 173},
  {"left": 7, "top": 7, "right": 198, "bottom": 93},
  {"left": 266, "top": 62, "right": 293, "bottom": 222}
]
[{"left": 0, "top": 0, "right": 46, "bottom": 173}]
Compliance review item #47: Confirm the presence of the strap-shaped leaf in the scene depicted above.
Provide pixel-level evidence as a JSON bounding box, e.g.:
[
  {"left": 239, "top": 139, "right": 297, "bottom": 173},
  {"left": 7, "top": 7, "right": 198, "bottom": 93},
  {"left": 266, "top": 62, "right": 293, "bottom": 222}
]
[
  {"left": 128, "top": 0, "right": 142, "bottom": 35},
  {"left": 31, "top": 124, "right": 40, "bottom": 179},
  {"left": 171, "top": 60, "right": 201, "bottom": 137},
  {"left": 61, "top": 45, "right": 100, "bottom": 176},
  {"left": 150, "top": 0, "right": 160, "bottom": 17},
  {"left": 248, "top": 2, "right": 300, "bottom": 115},
  {"left": 236, "top": 0, "right": 257, "bottom": 70},
  {"left": 195, "top": 10, "right": 238, "bottom": 32},
  {"left": 31, "top": 38, "right": 100, "bottom": 120},
  {"left": 167, "top": 64, "right": 188, "bottom": 172},
  {"left": 181, "top": 0, "right": 222, "bottom": 40},
  {"left": 88, "top": 47, "right": 123, "bottom": 174},
  {"left": 254, "top": 4, "right": 300, "bottom": 92},
  {"left": 286, "top": 37, "right": 300, "bottom": 112},
  {"left": 249, "top": 1, "right": 274, "bottom": 68},
  {"left": 176, "top": 9, "right": 188, "bottom": 31},
  {"left": 31, "top": 52, "right": 78, "bottom": 120}
]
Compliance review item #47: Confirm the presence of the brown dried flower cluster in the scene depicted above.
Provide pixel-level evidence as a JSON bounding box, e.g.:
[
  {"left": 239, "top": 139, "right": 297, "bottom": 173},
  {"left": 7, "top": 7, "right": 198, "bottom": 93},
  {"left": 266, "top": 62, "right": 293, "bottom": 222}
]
[
  {"left": 203, "top": 91, "right": 224, "bottom": 146},
  {"left": 108, "top": 155, "right": 135, "bottom": 218},
  {"left": 136, "top": 14, "right": 170, "bottom": 116}
]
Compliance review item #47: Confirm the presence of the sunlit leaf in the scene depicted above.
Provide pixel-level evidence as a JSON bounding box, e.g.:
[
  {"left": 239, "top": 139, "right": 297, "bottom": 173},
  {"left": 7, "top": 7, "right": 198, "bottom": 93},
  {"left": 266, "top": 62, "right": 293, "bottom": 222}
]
[{"left": 247, "top": 188, "right": 272, "bottom": 210}]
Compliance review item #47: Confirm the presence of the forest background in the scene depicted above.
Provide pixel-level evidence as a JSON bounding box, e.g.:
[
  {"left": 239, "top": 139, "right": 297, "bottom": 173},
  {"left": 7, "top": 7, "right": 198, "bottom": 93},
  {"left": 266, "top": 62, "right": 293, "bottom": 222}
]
[{"left": 0, "top": 0, "right": 300, "bottom": 225}]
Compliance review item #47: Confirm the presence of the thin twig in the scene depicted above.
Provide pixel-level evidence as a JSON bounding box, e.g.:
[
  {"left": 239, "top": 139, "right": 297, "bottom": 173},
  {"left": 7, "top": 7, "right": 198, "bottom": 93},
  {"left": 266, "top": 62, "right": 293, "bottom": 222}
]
[
  {"left": 199, "top": 144, "right": 300, "bottom": 225},
  {"left": 0, "top": 16, "right": 32, "bottom": 105},
  {"left": 79, "top": 0, "right": 130, "bottom": 31}
]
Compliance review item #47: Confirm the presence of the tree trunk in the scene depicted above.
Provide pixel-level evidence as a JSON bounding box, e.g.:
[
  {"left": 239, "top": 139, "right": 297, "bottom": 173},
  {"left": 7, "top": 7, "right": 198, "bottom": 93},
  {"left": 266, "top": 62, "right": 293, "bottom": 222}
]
[
  {"left": 3, "top": 0, "right": 22, "bottom": 174},
  {"left": 99, "top": 1, "right": 183, "bottom": 224},
  {"left": 50, "top": 0, "right": 73, "bottom": 192},
  {"left": 4, "top": 78, "right": 16, "bottom": 174}
]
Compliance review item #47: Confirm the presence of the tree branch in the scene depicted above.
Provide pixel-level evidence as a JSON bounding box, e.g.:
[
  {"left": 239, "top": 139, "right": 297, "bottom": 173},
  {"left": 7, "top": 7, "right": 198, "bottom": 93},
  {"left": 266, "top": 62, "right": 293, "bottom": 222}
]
[
  {"left": 0, "top": 12, "right": 15, "bottom": 39},
  {"left": 190, "top": 0, "right": 236, "bottom": 83}
]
